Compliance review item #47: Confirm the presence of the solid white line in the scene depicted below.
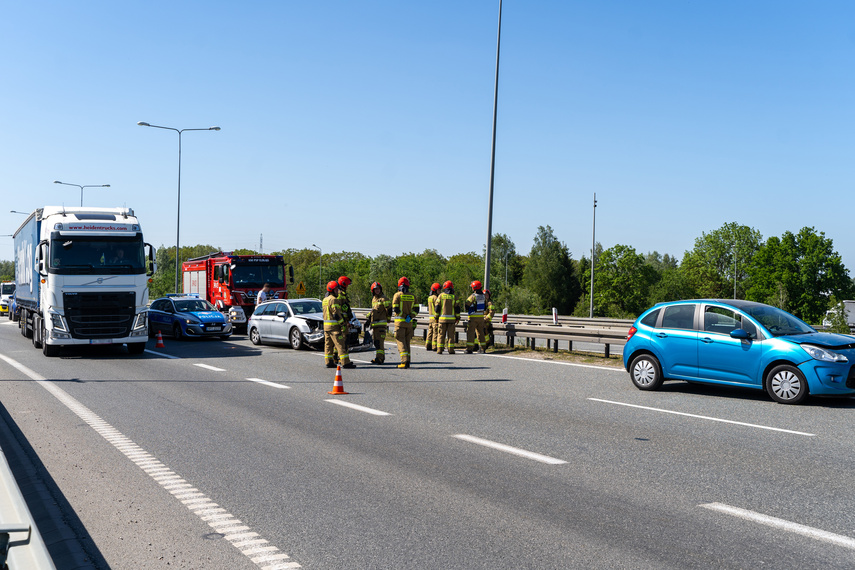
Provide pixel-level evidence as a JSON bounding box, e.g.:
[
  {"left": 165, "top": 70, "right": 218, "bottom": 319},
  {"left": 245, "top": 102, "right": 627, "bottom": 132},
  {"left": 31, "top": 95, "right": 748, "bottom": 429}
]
[
  {"left": 247, "top": 378, "right": 290, "bottom": 389},
  {"left": 701, "top": 503, "right": 855, "bottom": 550},
  {"left": 589, "top": 398, "right": 815, "bottom": 436},
  {"left": 194, "top": 363, "right": 226, "bottom": 372},
  {"left": 0, "top": 352, "right": 301, "bottom": 569},
  {"left": 453, "top": 434, "right": 567, "bottom": 465},
  {"left": 144, "top": 349, "right": 180, "bottom": 359},
  {"left": 324, "top": 399, "right": 390, "bottom": 416}
]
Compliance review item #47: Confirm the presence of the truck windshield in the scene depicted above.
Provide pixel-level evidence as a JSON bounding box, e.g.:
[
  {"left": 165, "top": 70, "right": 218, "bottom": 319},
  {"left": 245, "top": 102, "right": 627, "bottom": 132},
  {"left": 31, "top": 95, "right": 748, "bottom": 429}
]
[
  {"left": 1, "top": 283, "right": 14, "bottom": 295},
  {"left": 232, "top": 264, "right": 284, "bottom": 288},
  {"left": 49, "top": 237, "right": 146, "bottom": 275}
]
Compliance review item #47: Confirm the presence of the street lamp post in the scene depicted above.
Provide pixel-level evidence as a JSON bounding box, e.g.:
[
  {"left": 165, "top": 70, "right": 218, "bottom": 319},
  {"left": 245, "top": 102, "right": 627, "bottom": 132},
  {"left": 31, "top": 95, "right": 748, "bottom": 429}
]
[
  {"left": 312, "top": 244, "right": 322, "bottom": 296},
  {"left": 53, "top": 180, "right": 110, "bottom": 207},
  {"left": 483, "top": 0, "right": 503, "bottom": 291},
  {"left": 137, "top": 121, "right": 220, "bottom": 294}
]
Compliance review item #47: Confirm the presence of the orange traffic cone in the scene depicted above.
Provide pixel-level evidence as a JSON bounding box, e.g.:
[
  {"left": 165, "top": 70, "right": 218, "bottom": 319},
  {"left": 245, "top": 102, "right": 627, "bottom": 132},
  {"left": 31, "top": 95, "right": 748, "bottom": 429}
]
[
  {"left": 155, "top": 331, "right": 165, "bottom": 348},
  {"left": 328, "top": 365, "right": 349, "bottom": 395}
]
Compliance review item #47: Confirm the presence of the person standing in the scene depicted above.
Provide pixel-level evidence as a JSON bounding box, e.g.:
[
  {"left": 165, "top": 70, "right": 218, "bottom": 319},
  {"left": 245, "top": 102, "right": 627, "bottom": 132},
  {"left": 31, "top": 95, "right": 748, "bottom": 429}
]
[
  {"left": 465, "top": 280, "right": 487, "bottom": 353},
  {"left": 323, "top": 280, "right": 355, "bottom": 369},
  {"left": 257, "top": 283, "right": 272, "bottom": 304},
  {"left": 366, "top": 282, "right": 391, "bottom": 364},
  {"left": 425, "top": 282, "right": 441, "bottom": 351},
  {"left": 435, "top": 281, "right": 459, "bottom": 354},
  {"left": 391, "top": 277, "right": 418, "bottom": 368}
]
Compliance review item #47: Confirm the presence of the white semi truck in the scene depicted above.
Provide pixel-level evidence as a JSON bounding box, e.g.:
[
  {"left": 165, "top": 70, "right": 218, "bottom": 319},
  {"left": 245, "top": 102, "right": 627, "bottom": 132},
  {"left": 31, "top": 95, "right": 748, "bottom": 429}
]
[{"left": 13, "top": 206, "right": 156, "bottom": 356}]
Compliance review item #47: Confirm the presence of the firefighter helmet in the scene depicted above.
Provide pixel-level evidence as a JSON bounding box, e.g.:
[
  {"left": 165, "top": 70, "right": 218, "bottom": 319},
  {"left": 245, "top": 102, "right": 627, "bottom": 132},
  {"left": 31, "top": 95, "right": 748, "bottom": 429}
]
[
  {"left": 370, "top": 281, "right": 382, "bottom": 294},
  {"left": 471, "top": 280, "right": 482, "bottom": 290},
  {"left": 443, "top": 280, "right": 454, "bottom": 290},
  {"left": 484, "top": 288, "right": 491, "bottom": 298},
  {"left": 326, "top": 280, "right": 339, "bottom": 293},
  {"left": 398, "top": 277, "right": 410, "bottom": 287},
  {"left": 430, "top": 283, "right": 441, "bottom": 293},
  {"left": 338, "top": 275, "right": 352, "bottom": 288}
]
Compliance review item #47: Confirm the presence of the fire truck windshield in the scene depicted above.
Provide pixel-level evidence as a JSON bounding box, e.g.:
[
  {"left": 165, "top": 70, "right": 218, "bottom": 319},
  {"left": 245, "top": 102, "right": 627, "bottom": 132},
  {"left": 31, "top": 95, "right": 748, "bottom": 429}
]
[
  {"left": 49, "top": 237, "right": 146, "bottom": 275},
  {"left": 231, "top": 264, "right": 284, "bottom": 288}
]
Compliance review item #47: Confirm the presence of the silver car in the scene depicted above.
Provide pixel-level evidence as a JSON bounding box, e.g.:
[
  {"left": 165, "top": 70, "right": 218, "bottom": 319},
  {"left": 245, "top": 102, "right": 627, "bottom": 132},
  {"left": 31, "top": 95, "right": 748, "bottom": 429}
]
[{"left": 248, "top": 298, "right": 363, "bottom": 349}]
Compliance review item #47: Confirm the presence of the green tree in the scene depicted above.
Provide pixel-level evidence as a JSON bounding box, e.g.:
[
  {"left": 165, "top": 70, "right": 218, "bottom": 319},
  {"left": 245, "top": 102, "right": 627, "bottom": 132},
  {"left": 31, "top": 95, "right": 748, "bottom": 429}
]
[
  {"left": 747, "top": 227, "right": 852, "bottom": 323},
  {"left": 590, "top": 244, "right": 655, "bottom": 317},
  {"left": 523, "top": 226, "right": 579, "bottom": 315},
  {"left": 681, "top": 222, "right": 762, "bottom": 299}
]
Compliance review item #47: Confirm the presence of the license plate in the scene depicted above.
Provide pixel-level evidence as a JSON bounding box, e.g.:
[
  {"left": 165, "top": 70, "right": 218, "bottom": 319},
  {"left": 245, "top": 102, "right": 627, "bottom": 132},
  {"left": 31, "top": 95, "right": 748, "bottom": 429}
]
[
  {"left": 90, "top": 339, "right": 112, "bottom": 345},
  {"left": 206, "top": 325, "right": 222, "bottom": 331}
]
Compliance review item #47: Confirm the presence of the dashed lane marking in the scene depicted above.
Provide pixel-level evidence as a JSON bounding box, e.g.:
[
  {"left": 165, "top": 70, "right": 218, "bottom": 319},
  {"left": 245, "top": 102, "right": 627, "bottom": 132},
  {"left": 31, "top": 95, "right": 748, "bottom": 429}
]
[
  {"left": 325, "top": 399, "right": 390, "bottom": 416},
  {"left": 701, "top": 503, "right": 855, "bottom": 550},
  {"left": 589, "top": 398, "right": 815, "bottom": 436},
  {"left": 247, "top": 378, "right": 290, "bottom": 389},
  {"left": 453, "top": 434, "right": 567, "bottom": 465},
  {"left": 194, "top": 363, "right": 226, "bottom": 372},
  {"left": 0, "top": 352, "right": 301, "bottom": 569}
]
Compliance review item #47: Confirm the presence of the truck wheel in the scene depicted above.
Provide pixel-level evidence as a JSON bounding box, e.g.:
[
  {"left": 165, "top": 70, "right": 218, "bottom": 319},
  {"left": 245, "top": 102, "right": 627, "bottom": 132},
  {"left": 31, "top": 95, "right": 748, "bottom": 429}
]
[
  {"left": 43, "top": 326, "right": 60, "bottom": 357},
  {"left": 33, "top": 315, "right": 43, "bottom": 349}
]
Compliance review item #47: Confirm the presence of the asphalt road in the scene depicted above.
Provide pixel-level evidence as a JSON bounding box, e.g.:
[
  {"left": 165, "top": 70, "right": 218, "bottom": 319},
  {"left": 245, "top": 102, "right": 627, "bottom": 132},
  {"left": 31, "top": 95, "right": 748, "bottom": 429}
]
[{"left": 2, "top": 319, "right": 855, "bottom": 569}]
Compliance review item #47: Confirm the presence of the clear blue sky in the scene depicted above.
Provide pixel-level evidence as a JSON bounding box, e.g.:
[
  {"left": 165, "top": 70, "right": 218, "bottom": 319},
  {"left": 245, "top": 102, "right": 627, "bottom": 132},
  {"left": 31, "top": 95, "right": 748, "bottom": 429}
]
[{"left": 3, "top": 1, "right": 854, "bottom": 271}]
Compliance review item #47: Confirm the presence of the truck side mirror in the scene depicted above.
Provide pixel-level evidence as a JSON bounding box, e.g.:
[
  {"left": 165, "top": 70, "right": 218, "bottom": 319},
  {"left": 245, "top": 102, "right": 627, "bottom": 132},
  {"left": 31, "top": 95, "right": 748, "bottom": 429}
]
[
  {"left": 37, "top": 242, "right": 48, "bottom": 276},
  {"left": 289, "top": 265, "right": 295, "bottom": 284},
  {"left": 146, "top": 243, "right": 156, "bottom": 276}
]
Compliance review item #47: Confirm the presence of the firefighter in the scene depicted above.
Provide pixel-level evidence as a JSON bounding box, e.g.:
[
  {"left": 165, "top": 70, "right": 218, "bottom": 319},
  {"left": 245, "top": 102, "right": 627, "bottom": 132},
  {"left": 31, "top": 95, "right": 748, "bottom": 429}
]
[
  {"left": 484, "top": 288, "right": 495, "bottom": 348},
  {"left": 465, "top": 280, "right": 487, "bottom": 353},
  {"left": 365, "top": 281, "right": 392, "bottom": 364},
  {"left": 435, "top": 280, "right": 459, "bottom": 354},
  {"left": 391, "top": 277, "right": 418, "bottom": 368},
  {"left": 323, "top": 280, "right": 355, "bottom": 368},
  {"left": 425, "top": 282, "right": 441, "bottom": 351}
]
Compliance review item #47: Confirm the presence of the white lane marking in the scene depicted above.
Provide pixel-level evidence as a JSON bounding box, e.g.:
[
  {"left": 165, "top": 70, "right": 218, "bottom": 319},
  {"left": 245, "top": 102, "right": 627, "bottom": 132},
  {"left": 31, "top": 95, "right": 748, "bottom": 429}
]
[
  {"left": 701, "top": 503, "right": 855, "bottom": 550},
  {"left": 324, "top": 399, "right": 390, "bottom": 416},
  {"left": 1, "top": 320, "right": 17, "bottom": 326},
  {"left": 453, "top": 434, "right": 567, "bottom": 465},
  {"left": 247, "top": 378, "right": 290, "bottom": 389},
  {"left": 0, "top": 352, "right": 301, "bottom": 569},
  {"left": 194, "top": 363, "right": 226, "bottom": 372},
  {"left": 481, "top": 353, "right": 622, "bottom": 371},
  {"left": 589, "top": 398, "right": 815, "bottom": 436},
  {"left": 145, "top": 349, "right": 180, "bottom": 359}
]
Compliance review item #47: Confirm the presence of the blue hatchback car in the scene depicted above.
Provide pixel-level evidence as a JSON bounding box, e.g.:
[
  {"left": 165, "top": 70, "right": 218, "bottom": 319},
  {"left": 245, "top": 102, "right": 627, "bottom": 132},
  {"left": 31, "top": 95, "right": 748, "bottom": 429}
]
[
  {"left": 623, "top": 299, "right": 855, "bottom": 404},
  {"left": 149, "top": 295, "right": 232, "bottom": 340}
]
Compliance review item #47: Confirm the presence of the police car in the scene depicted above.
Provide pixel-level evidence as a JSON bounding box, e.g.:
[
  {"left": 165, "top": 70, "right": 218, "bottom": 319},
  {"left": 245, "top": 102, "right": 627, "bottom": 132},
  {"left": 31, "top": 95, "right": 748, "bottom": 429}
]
[{"left": 149, "top": 294, "right": 232, "bottom": 340}]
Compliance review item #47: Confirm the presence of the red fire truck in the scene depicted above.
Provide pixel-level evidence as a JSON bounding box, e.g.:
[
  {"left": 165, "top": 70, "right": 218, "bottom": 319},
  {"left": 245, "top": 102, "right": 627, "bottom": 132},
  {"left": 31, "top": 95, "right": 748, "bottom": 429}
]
[{"left": 182, "top": 251, "right": 294, "bottom": 332}]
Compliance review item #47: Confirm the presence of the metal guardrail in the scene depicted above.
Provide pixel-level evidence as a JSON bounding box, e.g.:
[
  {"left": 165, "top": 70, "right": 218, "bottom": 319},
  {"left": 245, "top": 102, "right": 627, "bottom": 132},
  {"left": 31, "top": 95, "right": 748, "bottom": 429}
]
[
  {"left": 352, "top": 309, "right": 630, "bottom": 357},
  {"left": 0, "top": 449, "right": 56, "bottom": 569}
]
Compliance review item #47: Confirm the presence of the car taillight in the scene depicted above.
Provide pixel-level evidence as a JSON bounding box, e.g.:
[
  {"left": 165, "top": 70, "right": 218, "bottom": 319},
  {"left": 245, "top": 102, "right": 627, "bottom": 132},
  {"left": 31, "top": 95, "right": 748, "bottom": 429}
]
[{"left": 626, "top": 326, "right": 637, "bottom": 341}]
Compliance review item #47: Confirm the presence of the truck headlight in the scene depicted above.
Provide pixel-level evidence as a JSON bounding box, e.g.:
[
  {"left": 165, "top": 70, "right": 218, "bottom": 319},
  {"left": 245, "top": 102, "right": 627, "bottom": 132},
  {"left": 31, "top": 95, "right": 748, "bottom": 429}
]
[
  {"left": 50, "top": 312, "right": 68, "bottom": 332},
  {"left": 132, "top": 312, "right": 147, "bottom": 331}
]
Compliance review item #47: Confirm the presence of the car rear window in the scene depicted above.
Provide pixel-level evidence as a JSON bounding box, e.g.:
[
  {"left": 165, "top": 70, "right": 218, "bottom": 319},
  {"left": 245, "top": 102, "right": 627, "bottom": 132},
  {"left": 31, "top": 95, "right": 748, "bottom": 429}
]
[{"left": 640, "top": 308, "right": 660, "bottom": 328}]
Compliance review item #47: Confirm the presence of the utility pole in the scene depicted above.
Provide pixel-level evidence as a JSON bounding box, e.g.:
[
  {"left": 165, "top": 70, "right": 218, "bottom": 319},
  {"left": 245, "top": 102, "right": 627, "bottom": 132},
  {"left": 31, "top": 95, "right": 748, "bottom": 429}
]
[{"left": 589, "top": 193, "right": 596, "bottom": 318}]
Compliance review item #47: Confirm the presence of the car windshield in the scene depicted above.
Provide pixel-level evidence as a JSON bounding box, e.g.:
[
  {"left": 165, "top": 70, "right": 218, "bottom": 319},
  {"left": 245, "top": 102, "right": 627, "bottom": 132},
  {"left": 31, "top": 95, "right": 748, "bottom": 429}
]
[
  {"left": 174, "top": 299, "right": 216, "bottom": 313},
  {"left": 232, "top": 264, "right": 285, "bottom": 288},
  {"left": 289, "top": 300, "right": 322, "bottom": 315},
  {"left": 1, "top": 283, "right": 14, "bottom": 295},
  {"left": 740, "top": 304, "right": 815, "bottom": 336},
  {"left": 49, "top": 237, "right": 146, "bottom": 275}
]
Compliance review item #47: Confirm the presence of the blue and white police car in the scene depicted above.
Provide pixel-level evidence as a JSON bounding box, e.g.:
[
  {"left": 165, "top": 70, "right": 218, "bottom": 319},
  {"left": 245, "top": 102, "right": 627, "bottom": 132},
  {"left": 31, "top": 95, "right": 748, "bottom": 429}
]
[{"left": 149, "top": 294, "right": 232, "bottom": 340}]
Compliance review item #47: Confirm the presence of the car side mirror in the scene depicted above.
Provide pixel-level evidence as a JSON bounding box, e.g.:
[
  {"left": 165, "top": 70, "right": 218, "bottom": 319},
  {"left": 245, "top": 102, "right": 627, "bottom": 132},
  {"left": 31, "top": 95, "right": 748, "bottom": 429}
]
[
  {"left": 730, "top": 328, "right": 751, "bottom": 340},
  {"left": 276, "top": 312, "right": 288, "bottom": 319}
]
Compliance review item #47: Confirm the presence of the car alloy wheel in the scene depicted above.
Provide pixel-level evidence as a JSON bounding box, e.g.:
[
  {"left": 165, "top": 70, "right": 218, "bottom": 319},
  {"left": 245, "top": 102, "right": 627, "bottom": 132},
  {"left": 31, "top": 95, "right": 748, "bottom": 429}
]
[
  {"left": 249, "top": 327, "right": 261, "bottom": 345},
  {"left": 630, "top": 354, "right": 663, "bottom": 390}
]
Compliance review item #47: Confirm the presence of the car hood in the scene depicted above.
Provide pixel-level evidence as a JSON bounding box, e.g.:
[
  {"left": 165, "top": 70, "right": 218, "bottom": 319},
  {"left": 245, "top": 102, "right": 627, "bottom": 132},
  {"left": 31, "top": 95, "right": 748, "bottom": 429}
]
[
  {"left": 295, "top": 311, "right": 324, "bottom": 322},
  {"left": 782, "top": 332, "right": 855, "bottom": 350},
  {"left": 183, "top": 311, "right": 227, "bottom": 323}
]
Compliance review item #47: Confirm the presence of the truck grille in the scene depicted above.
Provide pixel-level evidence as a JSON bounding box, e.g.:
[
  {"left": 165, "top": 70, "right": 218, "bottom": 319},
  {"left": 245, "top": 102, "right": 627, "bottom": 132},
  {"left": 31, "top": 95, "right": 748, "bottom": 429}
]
[{"left": 63, "top": 292, "right": 136, "bottom": 339}]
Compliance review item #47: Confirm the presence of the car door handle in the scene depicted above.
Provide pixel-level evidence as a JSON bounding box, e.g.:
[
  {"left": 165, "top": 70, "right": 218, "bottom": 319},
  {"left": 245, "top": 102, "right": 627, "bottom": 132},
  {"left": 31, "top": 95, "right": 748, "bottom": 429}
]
[
  {"left": 701, "top": 337, "right": 713, "bottom": 344},
  {"left": 656, "top": 333, "right": 667, "bottom": 338}
]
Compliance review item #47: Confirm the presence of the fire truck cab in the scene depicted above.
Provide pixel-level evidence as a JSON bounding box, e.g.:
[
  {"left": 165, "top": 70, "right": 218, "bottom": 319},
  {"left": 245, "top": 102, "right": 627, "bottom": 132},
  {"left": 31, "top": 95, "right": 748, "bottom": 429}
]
[{"left": 182, "top": 251, "right": 293, "bottom": 333}]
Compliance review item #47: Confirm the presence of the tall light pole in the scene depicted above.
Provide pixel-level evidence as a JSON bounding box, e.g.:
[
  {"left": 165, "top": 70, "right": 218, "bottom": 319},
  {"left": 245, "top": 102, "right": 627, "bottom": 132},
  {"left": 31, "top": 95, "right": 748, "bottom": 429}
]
[
  {"left": 590, "top": 193, "right": 597, "bottom": 318},
  {"left": 483, "top": 0, "right": 503, "bottom": 290},
  {"left": 53, "top": 180, "right": 110, "bottom": 207},
  {"left": 312, "top": 244, "right": 322, "bottom": 296},
  {"left": 137, "top": 121, "right": 220, "bottom": 294}
]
